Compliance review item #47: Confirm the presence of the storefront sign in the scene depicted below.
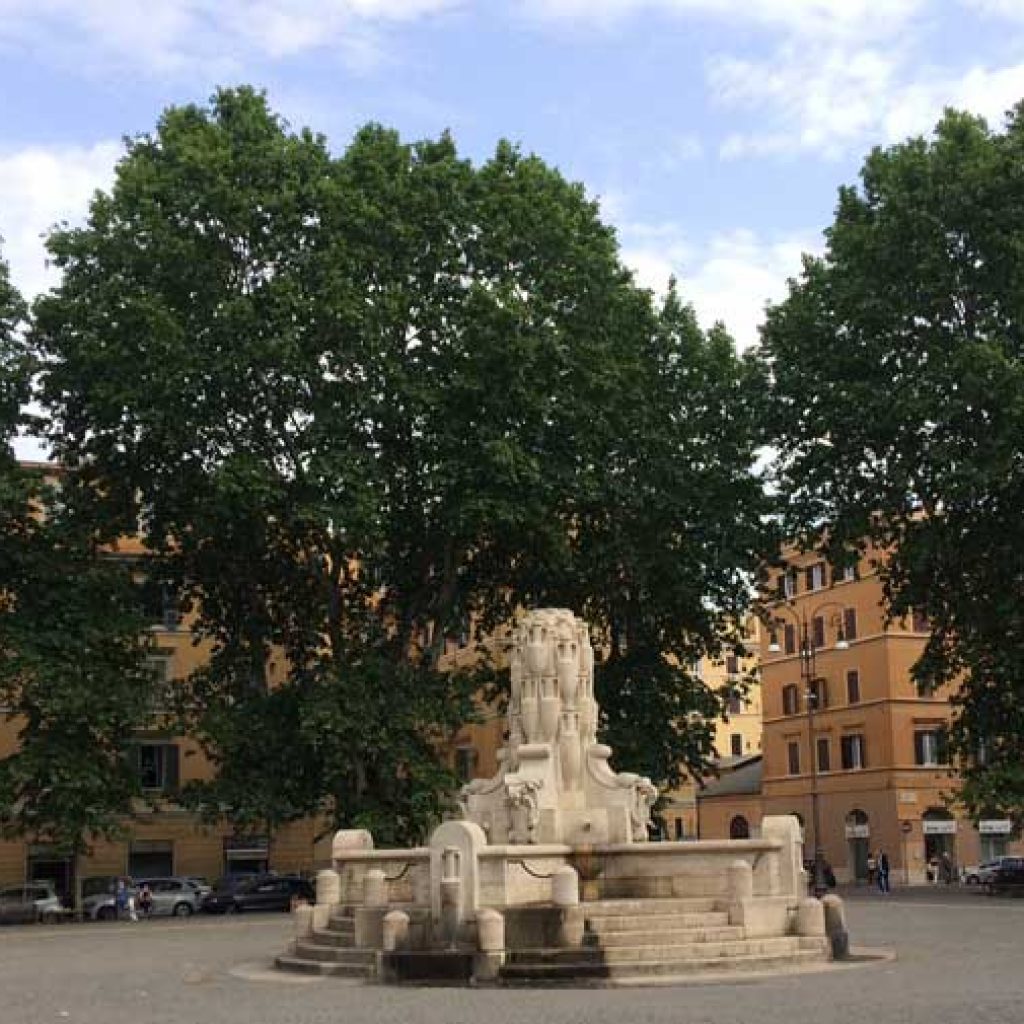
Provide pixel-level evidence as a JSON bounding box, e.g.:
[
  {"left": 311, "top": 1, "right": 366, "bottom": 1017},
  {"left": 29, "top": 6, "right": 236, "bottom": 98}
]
[
  {"left": 845, "top": 824, "right": 870, "bottom": 839},
  {"left": 979, "top": 819, "right": 1013, "bottom": 835},
  {"left": 922, "top": 820, "right": 957, "bottom": 835}
]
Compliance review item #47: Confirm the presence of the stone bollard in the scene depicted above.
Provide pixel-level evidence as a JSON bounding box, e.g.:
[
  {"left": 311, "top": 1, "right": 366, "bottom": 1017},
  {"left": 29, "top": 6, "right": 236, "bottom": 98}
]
[
  {"left": 364, "top": 868, "right": 387, "bottom": 908},
  {"left": 822, "top": 893, "right": 850, "bottom": 960},
  {"left": 292, "top": 902, "right": 314, "bottom": 940},
  {"left": 476, "top": 908, "right": 505, "bottom": 953},
  {"left": 382, "top": 909, "right": 410, "bottom": 952},
  {"left": 316, "top": 869, "right": 340, "bottom": 907},
  {"left": 552, "top": 865, "right": 580, "bottom": 907},
  {"left": 795, "top": 897, "right": 826, "bottom": 937}
]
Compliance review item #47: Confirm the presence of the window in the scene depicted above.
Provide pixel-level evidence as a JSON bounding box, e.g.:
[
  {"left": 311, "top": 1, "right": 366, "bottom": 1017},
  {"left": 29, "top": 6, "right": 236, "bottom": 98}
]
[
  {"left": 805, "top": 562, "right": 826, "bottom": 591},
  {"left": 730, "top": 815, "right": 750, "bottom": 839},
  {"left": 782, "top": 684, "right": 800, "bottom": 715},
  {"left": 843, "top": 607, "right": 858, "bottom": 642},
  {"left": 727, "top": 690, "right": 742, "bottom": 715},
  {"left": 787, "top": 741, "right": 801, "bottom": 775},
  {"left": 455, "top": 746, "right": 478, "bottom": 782},
  {"left": 782, "top": 571, "right": 797, "bottom": 599},
  {"left": 914, "top": 730, "right": 948, "bottom": 766},
  {"left": 137, "top": 578, "right": 181, "bottom": 632},
  {"left": 730, "top": 733, "right": 744, "bottom": 756},
  {"left": 838, "top": 563, "right": 858, "bottom": 582},
  {"left": 808, "top": 678, "right": 828, "bottom": 709},
  {"left": 846, "top": 669, "right": 861, "bottom": 704},
  {"left": 816, "top": 737, "right": 831, "bottom": 772},
  {"left": 810, "top": 616, "right": 825, "bottom": 648},
  {"left": 674, "top": 818, "right": 684, "bottom": 840},
  {"left": 840, "top": 734, "right": 866, "bottom": 771},
  {"left": 783, "top": 624, "right": 796, "bottom": 655},
  {"left": 725, "top": 654, "right": 739, "bottom": 676},
  {"left": 912, "top": 609, "right": 929, "bottom": 633},
  {"left": 135, "top": 743, "right": 180, "bottom": 793}
]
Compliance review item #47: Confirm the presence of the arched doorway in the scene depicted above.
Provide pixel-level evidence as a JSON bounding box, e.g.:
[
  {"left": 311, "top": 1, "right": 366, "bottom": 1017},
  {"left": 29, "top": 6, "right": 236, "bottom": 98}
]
[
  {"left": 845, "top": 809, "right": 870, "bottom": 883},
  {"left": 730, "top": 815, "right": 750, "bottom": 839},
  {"left": 922, "top": 807, "right": 958, "bottom": 882}
]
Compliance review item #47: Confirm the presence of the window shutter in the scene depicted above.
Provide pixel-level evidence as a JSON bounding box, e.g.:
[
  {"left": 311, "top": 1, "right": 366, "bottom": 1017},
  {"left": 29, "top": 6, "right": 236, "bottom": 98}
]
[
  {"left": 812, "top": 616, "right": 825, "bottom": 648},
  {"left": 165, "top": 744, "right": 180, "bottom": 793},
  {"left": 805, "top": 567, "right": 814, "bottom": 591},
  {"left": 859, "top": 737, "right": 867, "bottom": 769},
  {"left": 914, "top": 732, "right": 924, "bottom": 765},
  {"left": 843, "top": 607, "right": 858, "bottom": 641},
  {"left": 784, "top": 624, "right": 796, "bottom": 655}
]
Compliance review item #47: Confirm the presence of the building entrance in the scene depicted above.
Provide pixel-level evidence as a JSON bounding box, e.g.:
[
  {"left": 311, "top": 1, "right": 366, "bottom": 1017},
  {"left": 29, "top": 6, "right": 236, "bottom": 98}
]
[
  {"left": 845, "top": 809, "right": 871, "bottom": 883},
  {"left": 922, "top": 808, "right": 957, "bottom": 882},
  {"left": 27, "top": 848, "right": 74, "bottom": 906}
]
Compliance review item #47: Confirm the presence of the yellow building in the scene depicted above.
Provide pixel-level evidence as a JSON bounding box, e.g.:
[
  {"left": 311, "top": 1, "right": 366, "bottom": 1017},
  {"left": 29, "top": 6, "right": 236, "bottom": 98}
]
[
  {"left": 0, "top": 465, "right": 325, "bottom": 898},
  {"left": 662, "top": 619, "right": 763, "bottom": 841},
  {"left": 699, "top": 544, "right": 1024, "bottom": 883}
]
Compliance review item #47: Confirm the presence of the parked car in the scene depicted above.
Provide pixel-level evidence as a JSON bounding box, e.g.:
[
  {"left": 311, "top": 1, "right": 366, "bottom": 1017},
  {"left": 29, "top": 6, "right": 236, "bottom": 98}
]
[
  {"left": 135, "top": 877, "right": 202, "bottom": 917},
  {"left": 201, "top": 874, "right": 313, "bottom": 914},
  {"left": 185, "top": 876, "right": 212, "bottom": 899},
  {"left": 985, "top": 858, "right": 1024, "bottom": 897},
  {"left": 963, "top": 857, "right": 1015, "bottom": 885},
  {"left": 0, "top": 882, "right": 64, "bottom": 924},
  {"left": 81, "top": 876, "right": 136, "bottom": 921}
]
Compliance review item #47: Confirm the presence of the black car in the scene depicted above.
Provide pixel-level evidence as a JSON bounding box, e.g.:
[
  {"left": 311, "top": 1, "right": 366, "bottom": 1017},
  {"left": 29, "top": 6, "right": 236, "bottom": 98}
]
[
  {"left": 985, "top": 858, "right": 1024, "bottom": 897},
  {"left": 201, "top": 874, "right": 313, "bottom": 914}
]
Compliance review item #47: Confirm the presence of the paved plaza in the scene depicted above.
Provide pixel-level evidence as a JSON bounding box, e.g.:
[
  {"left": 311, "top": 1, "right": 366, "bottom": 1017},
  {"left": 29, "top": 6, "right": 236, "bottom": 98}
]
[{"left": 1, "top": 891, "right": 1022, "bottom": 1024}]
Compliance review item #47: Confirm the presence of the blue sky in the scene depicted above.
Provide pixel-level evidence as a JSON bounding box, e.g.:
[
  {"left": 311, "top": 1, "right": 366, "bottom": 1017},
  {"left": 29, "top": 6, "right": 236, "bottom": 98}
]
[{"left": 2, "top": 0, "right": 1023, "bottom": 362}]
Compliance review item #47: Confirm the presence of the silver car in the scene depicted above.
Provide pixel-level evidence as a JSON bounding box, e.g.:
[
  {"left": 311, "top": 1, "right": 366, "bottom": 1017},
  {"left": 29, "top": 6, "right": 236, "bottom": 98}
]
[
  {"left": 135, "top": 877, "right": 201, "bottom": 917},
  {"left": 0, "top": 882, "right": 64, "bottom": 923}
]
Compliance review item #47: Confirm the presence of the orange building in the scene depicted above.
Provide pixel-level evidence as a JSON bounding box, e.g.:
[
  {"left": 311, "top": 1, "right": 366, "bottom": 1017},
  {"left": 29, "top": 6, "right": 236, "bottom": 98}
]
[
  {"left": 699, "top": 544, "right": 1023, "bottom": 883},
  {"left": 661, "top": 619, "right": 763, "bottom": 841}
]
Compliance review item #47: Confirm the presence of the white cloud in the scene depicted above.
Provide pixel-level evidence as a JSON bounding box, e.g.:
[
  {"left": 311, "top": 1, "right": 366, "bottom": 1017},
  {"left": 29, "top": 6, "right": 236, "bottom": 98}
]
[
  {"left": 0, "top": 141, "right": 120, "bottom": 300},
  {"left": 716, "top": 46, "right": 1024, "bottom": 159},
  {"left": 619, "top": 223, "right": 819, "bottom": 350},
  {"left": 0, "top": 0, "right": 459, "bottom": 75},
  {"left": 519, "top": 0, "right": 923, "bottom": 41}
]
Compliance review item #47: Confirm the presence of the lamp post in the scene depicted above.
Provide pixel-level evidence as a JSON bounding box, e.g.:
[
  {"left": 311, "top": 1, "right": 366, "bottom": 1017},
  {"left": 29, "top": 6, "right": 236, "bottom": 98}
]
[{"left": 768, "top": 601, "right": 849, "bottom": 899}]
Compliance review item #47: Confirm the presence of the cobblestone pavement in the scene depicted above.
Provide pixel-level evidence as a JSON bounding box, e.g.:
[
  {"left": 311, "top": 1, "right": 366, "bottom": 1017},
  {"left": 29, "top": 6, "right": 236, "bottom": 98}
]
[{"left": 2, "top": 898, "right": 1022, "bottom": 1024}]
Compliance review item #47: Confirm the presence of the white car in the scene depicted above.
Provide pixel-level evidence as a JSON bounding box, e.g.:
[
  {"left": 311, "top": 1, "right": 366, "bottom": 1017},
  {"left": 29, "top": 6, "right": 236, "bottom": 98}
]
[{"left": 963, "top": 857, "right": 1014, "bottom": 885}]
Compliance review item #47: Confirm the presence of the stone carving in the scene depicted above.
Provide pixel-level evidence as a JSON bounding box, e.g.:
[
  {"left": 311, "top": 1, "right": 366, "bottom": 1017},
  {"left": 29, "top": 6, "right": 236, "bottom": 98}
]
[{"left": 459, "top": 608, "right": 656, "bottom": 845}]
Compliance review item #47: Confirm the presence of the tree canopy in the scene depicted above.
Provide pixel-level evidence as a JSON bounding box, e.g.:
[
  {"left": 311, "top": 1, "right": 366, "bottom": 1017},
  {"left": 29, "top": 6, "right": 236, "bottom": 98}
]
[
  {"left": 758, "top": 106, "right": 1024, "bottom": 819},
  {"left": 31, "top": 88, "right": 769, "bottom": 840}
]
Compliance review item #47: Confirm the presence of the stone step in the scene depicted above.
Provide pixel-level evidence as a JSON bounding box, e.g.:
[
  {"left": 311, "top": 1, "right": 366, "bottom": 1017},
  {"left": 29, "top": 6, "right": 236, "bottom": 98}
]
[
  {"left": 327, "top": 916, "right": 356, "bottom": 932},
  {"left": 586, "top": 911, "right": 730, "bottom": 932},
  {"left": 510, "top": 935, "right": 807, "bottom": 966},
  {"left": 293, "top": 942, "right": 376, "bottom": 965},
  {"left": 500, "top": 947, "right": 829, "bottom": 982},
  {"left": 585, "top": 925, "right": 745, "bottom": 946},
  {"left": 275, "top": 954, "right": 373, "bottom": 978},
  {"left": 307, "top": 928, "right": 358, "bottom": 948},
  {"left": 582, "top": 898, "right": 718, "bottom": 917}
]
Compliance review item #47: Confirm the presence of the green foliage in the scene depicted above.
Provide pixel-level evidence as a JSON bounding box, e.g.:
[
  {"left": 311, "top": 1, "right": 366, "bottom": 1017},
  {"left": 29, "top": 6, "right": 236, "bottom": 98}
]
[
  {"left": 0, "top": 248, "right": 156, "bottom": 855},
  {"left": 33, "top": 88, "right": 768, "bottom": 838},
  {"left": 758, "top": 105, "right": 1024, "bottom": 820}
]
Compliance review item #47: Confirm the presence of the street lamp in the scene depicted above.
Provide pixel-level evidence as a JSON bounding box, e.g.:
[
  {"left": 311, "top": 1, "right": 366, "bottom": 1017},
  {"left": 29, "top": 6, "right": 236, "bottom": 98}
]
[{"left": 768, "top": 601, "right": 849, "bottom": 899}]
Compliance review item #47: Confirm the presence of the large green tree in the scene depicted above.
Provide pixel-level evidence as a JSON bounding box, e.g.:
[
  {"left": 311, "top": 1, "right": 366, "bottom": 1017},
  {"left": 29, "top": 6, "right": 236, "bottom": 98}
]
[
  {"left": 758, "top": 106, "right": 1024, "bottom": 819},
  {"left": 0, "top": 247, "right": 155, "bottom": 879},
  {"left": 34, "top": 88, "right": 767, "bottom": 841}
]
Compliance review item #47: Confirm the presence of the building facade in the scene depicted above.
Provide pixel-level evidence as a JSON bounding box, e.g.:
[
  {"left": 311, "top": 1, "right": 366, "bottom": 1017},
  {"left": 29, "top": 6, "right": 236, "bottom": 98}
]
[{"left": 700, "top": 545, "right": 1023, "bottom": 883}]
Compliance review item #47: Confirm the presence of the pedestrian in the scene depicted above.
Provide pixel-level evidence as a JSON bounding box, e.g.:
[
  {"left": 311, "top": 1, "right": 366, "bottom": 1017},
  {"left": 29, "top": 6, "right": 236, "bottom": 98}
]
[
  {"left": 877, "top": 851, "right": 891, "bottom": 893},
  {"left": 137, "top": 882, "right": 153, "bottom": 918},
  {"left": 941, "top": 851, "right": 954, "bottom": 886},
  {"left": 866, "top": 850, "right": 878, "bottom": 886},
  {"left": 927, "top": 856, "right": 939, "bottom": 885}
]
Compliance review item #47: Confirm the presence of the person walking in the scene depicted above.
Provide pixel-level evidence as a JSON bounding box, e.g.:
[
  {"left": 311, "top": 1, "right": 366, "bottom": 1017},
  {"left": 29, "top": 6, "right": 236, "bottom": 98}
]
[
  {"left": 877, "top": 851, "right": 891, "bottom": 894},
  {"left": 866, "top": 850, "right": 878, "bottom": 887},
  {"left": 137, "top": 882, "right": 153, "bottom": 918}
]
